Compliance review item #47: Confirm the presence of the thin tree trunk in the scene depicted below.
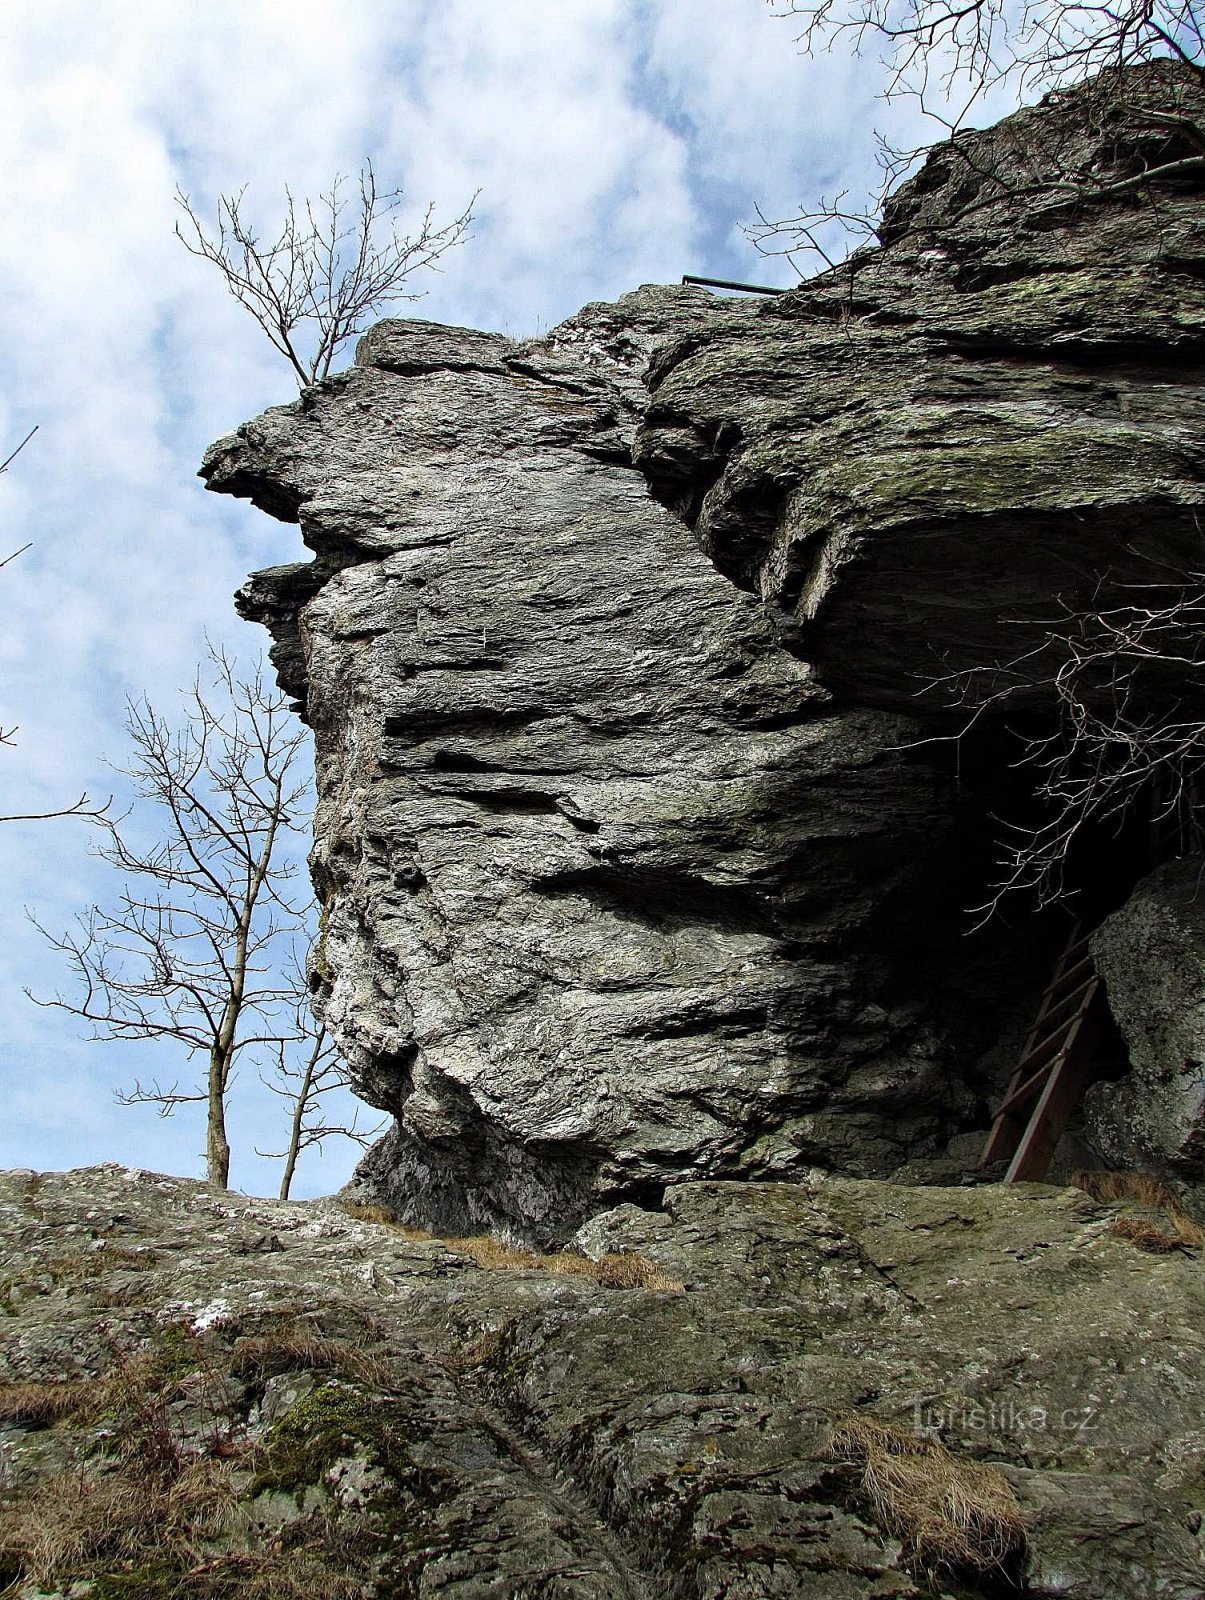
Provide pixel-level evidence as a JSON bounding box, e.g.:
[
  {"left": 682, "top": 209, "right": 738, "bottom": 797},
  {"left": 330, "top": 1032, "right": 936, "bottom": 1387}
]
[
  {"left": 278, "top": 1030, "right": 323, "bottom": 1200},
  {"left": 207, "top": 1044, "right": 232, "bottom": 1188}
]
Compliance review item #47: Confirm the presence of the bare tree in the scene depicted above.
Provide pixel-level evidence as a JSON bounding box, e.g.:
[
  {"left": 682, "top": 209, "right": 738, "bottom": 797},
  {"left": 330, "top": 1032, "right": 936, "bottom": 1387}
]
[
  {"left": 175, "top": 161, "right": 476, "bottom": 389},
  {"left": 255, "top": 970, "right": 384, "bottom": 1201},
  {"left": 929, "top": 578, "right": 1205, "bottom": 914},
  {"left": 754, "top": 0, "right": 1205, "bottom": 275},
  {"left": 32, "top": 648, "right": 313, "bottom": 1188}
]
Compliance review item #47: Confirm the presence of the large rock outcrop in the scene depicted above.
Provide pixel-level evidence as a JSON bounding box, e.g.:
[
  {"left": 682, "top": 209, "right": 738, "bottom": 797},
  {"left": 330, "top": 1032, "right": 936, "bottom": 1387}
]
[
  {"left": 2, "top": 1165, "right": 1203, "bottom": 1598},
  {"left": 204, "top": 63, "right": 1205, "bottom": 1237}
]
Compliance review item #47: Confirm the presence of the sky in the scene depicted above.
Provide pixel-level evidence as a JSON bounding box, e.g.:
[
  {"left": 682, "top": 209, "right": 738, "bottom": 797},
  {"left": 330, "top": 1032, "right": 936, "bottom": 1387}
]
[{"left": 0, "top": 0, "right": 1014, "bottom": 1199}]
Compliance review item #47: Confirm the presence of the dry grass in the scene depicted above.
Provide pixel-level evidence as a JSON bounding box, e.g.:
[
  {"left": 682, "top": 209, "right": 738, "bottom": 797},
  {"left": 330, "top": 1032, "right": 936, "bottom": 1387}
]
[
  {"left": 0, "top": 1457, "right": 378, "bottom": 1598},
  {"left": 338, "top": 1200, "right": 433, "bottom": 1239},
  {"left": 231, "top": 1332, "right": 389, "bottom": 1388},
  {"left": 442, "top": 1236, "right": 684, "bottom": 1291},
  {"left": 829, "top": 1416, "right": 1026, "bottom": 1578},
  {"left": 0, "top": 1469, "right": 159, "bottom": 1583},
  {"left": 340, "top": 1201, "right": 685, "bottom": 1291},
  {"left": 0, "top": 1378, "right": 100, "bottom": 1425},
  {"left": 1105, "top": 1215, "right": 1186, "bottom": 1252},
  {"left": 1072, "top": 1168, "right": 1205, "bottom": 1249}
]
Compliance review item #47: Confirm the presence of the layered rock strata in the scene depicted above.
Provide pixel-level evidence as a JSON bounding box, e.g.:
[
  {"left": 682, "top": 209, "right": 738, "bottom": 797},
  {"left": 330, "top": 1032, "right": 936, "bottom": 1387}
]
[{"left": 205, "top": 63, "right": 1205, "bottom": 1236}]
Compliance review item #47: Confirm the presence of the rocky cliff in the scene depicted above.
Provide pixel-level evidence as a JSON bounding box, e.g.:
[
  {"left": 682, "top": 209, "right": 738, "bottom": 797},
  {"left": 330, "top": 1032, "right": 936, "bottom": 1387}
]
[{"left": 202, "top": 62, "right": 1205, "bottom": 1240}]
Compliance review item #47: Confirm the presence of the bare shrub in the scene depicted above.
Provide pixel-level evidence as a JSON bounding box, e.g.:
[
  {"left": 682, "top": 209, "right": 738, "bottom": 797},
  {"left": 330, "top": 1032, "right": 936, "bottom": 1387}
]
[
  {"left": 176, "top": 161, "right": 475, "bottom": 389},
  {"left": 930, "top": 579, "right": 1205, "bottom": 916}
]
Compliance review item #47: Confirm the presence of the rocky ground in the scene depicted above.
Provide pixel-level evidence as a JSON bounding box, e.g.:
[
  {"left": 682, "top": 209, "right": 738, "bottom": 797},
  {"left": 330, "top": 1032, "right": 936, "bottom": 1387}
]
[{"left": 1, "top": 1164, "right": 1202, "bottom": 1598}]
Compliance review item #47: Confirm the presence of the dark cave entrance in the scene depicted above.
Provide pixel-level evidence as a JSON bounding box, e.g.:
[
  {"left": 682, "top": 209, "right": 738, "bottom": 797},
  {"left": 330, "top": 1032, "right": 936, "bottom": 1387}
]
[{"left": 867, "top": 707, "right": 1181, "bottom": 1171}]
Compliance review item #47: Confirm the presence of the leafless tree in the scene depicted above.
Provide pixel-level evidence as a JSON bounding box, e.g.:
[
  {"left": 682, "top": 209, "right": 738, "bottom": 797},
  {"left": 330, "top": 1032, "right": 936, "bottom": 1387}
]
[
  {"left": 930, "top": 578, "right": 1205, "bottom": 915},
  {"left": 175, "top": 161, "right": 476, "bottom": 389},
  {"left": 255, "top": 969, "right": 385, "bottom": 1201},
  {"left": 754, "top": 0, "right": 1205, "bottom": 275},
  {"left": 32, "top": 648, "right": 313, "bottom": 1189}
]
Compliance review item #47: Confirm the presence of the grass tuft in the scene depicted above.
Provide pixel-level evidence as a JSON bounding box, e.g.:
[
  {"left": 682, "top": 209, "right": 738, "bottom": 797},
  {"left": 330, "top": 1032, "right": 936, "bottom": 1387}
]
[
  {"left": 442, "top": 1236, "right": 685, "bottom": 1291},
  {"left": 338, "top": 1201, "right": 433, "bottom": 1239},
  {"left": 0, "top": 1378, "right": 100, "bottom": 1425},
  {"left": 231, "top": 1332, "right": 389, "bottom": 1387},
  {"left": 340, "top": 1202, "right": 685, "bottom": 1290},
  {"left": 1072, "top": 1168, "right": 1205, "bottom": 1249},
  {"left": 829, "top": 1415, "right": 1026, "bottom": 1578}
]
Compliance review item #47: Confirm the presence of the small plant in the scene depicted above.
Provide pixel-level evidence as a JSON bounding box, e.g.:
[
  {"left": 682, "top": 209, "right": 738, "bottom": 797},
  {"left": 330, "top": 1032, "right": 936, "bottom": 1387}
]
[
  {"left": 1073, "top": 1168, "right": 1205, "bottom": 1250},
  {"left": 829, "top": 1415, "right": 1026, "bottom": 1579}
]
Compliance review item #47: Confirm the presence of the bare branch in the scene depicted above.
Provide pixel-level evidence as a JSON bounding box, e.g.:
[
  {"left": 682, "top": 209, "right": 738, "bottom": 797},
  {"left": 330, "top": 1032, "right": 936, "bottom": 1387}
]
[
  {"left": 0, "top": 426, "right": 38, "bottom": 477},
  {"left": 175, "top": 162, "right": 476, "bottom": 389},
  {"left": 925, "top": 577, "right": 1205, "bottom": 917},
  {"left": 0, "top": 794, "right": 110, "bottom": 823},
  {"left": 754, "top": 0, "right": 1205, "bottom": 274}
]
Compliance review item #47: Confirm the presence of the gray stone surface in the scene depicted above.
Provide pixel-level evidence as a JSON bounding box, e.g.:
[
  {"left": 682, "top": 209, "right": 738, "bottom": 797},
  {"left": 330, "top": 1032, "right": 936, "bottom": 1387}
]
[
  {"left": 635, "top": 61, "right": 1205, "bottom": 711},
  {"left": 2, "top": 1165, "right": 1203, "bottom": 1598},
  {"left": 204, "top": 291, "right": 1021, "bottom": 1241},
  {"left": 1086, "top": 856, "right": 1205, "bottom": 1179}
]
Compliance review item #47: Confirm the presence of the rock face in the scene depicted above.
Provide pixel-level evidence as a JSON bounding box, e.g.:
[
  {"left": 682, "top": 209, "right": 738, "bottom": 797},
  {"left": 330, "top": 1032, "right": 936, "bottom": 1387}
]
[
  {"left": 2, "top": 1165, "right": 1203, "bottom": 1598},
  {"left": 1086, "top": 856, "right": 1205, "bottom": 1180},
  {"left": 204, "top": 63, "right": 1205, "bottom": 1237},
  {"left": 635, "top": 61, "right": 1205, "bottom": 712}
]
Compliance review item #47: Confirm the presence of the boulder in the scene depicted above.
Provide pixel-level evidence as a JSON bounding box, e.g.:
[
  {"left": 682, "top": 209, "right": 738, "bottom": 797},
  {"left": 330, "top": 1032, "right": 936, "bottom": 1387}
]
[
  {"left": 1086, "top": 855, "right": 1205, "bottom": 1179},
  {"left": 203, "top": 63, "right": 1205, "bottom": 1236}
]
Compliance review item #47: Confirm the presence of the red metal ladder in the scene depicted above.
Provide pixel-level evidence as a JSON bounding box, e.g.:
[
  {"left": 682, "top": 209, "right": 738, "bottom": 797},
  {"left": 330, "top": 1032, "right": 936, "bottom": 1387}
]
[
  {"left": 980, "top": 921, "right": 1106, "bottom": 1181},
  {"left": 980, "top": 771, "right": 1203, "bottom": 1182}
]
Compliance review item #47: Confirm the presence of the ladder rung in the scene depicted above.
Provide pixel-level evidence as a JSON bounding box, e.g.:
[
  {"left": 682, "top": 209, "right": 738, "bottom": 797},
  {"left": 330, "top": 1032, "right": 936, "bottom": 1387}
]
[
  {"left": 1049, "top": 954, "right": 1094, "bottom": 994},
  {"left": 1024, "top": 954, "right": 1093, "bottom": 1039},
  {"left": 981, "top": 918, "right": 1107, "bottom": 1179},
  {"left": 1005, "top": 1048, "right": 1093, "bottom": 1181},
  {"left": 994, "top": 1060, "right": 1057, "bottom": 1119},
  {"left": 1014, "top": 1028, "right": 1071, "bottom": 1077},
  {"left": 1031, "top": 976, "right": 1098, "bottom": 1038}
]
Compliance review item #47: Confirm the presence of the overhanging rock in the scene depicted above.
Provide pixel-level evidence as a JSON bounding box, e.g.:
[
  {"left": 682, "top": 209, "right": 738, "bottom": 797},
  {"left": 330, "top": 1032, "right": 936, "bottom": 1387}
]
[{"left": 205, "top": 63, "right": 1205, "bottom": 1238}]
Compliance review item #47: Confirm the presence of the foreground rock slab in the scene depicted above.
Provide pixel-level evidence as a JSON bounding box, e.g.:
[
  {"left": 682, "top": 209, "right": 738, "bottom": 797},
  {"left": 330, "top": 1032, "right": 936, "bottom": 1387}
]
[{"left": 1, "top": 1166, "right": 1202, "bottom": 1597}]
